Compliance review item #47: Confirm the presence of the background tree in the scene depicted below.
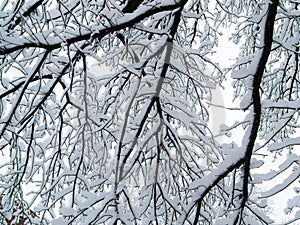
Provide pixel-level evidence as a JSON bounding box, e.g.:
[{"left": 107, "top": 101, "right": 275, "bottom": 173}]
[{"left": 0, "top": 0, "right": 299, "bottom": 224}]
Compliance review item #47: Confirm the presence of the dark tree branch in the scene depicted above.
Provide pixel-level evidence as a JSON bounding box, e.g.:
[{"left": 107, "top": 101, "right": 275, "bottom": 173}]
[
  {"left": 237, "top": 0, "right": 279, "bottom": 223},
  {"left": 0, "top": 2, "right": 184, "bottom": 55},
  {"left": 6, "top": 0, "right": 45, "bottom": 31},
  {"left": 122, "top": 0, "right": 144, "bottom": 13}
]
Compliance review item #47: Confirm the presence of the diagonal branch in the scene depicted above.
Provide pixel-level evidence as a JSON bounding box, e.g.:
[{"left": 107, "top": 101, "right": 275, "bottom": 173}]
[
  {"left": 190, "top": 1, "right": 279, "bottom": 224},
  {"left": 0, "top": 1, "right": 186, "bottom": 55}
]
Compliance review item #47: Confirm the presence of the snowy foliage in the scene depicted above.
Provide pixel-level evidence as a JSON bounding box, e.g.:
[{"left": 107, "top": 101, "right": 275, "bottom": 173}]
[{"left": 0, "top": 0, "right": 299, "bottom": 224}]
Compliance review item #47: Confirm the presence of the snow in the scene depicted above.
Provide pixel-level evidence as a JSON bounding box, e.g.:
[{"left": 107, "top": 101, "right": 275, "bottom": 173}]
[
  {"left": 285, "top": 194, "right": 300, "bottom": 214},
  {"left": 247, "top": 204, "right": 274, "bottom": 224},
  {"left": 189, "top": 147, "right": 243, "bottom": 191},
  {"left": 51, "top": 218, "right": 68, "bottom": 225},
  {"left": 231, "top": 66, "right": 252, "bottom": 79},
  {"left": 253, "top": 154, "right": 299, "bottom": 183},
  {"left": 59, "top": 207, "right": 76, "bottom": 216},
  {"left": 250, "top": 158, "right": 264, "bottom": 169},
  {"left": 262, "top": 99, "right": 300, "bottom": 109},
  {"left": 260, "top": 165, "right": 300, "bottom": 198},
  {"left": 1, "top": 0, "right": 300, "bottom": 224},
  {"left": 268, "top": 138, "right": 300, "bottom": 151}
]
